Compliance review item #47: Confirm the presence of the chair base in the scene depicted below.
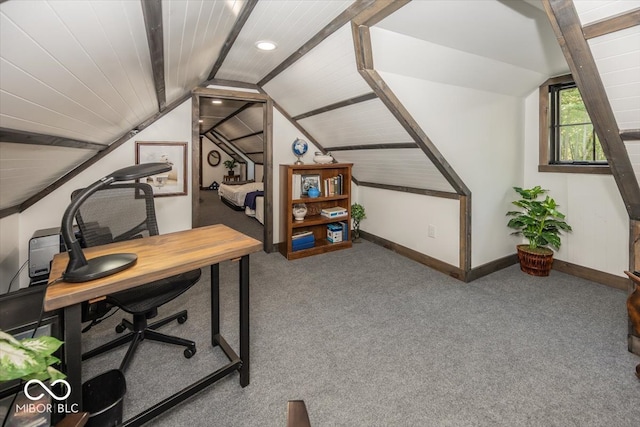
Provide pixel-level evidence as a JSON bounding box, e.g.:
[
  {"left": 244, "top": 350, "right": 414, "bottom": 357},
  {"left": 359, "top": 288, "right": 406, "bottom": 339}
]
[{"left": 82, "top": 310, "right": 196, "bottom": 371}]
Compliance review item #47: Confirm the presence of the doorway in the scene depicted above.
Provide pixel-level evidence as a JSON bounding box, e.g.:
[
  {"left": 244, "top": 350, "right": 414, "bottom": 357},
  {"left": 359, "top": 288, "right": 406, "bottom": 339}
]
[{"left": 191, "top": 87, "right": 273, "bottom": 252}]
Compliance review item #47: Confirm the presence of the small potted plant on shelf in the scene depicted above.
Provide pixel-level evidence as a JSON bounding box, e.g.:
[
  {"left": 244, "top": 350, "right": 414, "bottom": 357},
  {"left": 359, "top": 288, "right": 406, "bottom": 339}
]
[
  {"left": 351, "top": 203, "right": 366, "bottom": 242},
  {"left": 506, "top": 186, "right": 571, "bottom": 276},
  {"left": 223, "top": 159, "right": 237, "bottom": 176},
  {"left": 0, "top": 329, "right": 65, "bottom": 382}
]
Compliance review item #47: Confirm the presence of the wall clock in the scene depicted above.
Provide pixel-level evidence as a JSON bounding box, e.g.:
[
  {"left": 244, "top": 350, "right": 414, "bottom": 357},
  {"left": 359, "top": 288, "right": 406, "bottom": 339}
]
[{"left": 207, "top": 150, "right": 221, "bottom": 167}]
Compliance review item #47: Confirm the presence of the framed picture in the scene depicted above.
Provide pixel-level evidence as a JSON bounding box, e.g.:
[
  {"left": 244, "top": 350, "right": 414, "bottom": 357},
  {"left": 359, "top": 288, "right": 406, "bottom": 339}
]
[
  {"left": 135, "top": 142, "right": 187, "bottom": 197},
  {"left": 301, "top": 174, "right": 321, "bottom": 196}
]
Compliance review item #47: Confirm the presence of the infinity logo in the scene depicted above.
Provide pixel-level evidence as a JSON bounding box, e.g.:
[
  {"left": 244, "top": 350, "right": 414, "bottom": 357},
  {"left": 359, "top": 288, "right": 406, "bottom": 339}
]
[{"left": 24, "top": 379, "right": 72, "bottom": 401}]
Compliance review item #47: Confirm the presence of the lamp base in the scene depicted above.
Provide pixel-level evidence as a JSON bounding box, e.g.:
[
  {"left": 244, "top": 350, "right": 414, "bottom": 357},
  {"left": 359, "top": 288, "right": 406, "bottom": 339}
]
[{"left": 63, "top": 253, "right": 137, "bottom": 283}]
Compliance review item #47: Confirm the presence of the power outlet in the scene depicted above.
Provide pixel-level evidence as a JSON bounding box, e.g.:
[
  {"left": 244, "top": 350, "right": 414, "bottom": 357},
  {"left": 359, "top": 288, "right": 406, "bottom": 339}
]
[{"left": 428, "top": 224, "right": 436, "bottom": 238}]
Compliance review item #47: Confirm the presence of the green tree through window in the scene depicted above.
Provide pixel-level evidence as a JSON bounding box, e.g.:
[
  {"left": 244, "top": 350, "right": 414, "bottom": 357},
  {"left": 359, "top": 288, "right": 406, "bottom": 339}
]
[{"left": 550, "top": 83, "right": 606, "bottom": 164}]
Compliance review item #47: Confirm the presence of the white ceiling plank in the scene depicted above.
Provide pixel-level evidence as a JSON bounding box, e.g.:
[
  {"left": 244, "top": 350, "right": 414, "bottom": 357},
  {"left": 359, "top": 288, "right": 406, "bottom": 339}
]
[
  {"left": 263, "top": 24, "right": 371, "bottom": 117},
  {"left": 298, "top": 99, "right": 412, "bottom": 148},
  {"left": 573, "top": 0, "right": 640, "bottom": 25},
  {"left": 0, "top": 142, "right": 94, "bottom": 209},
  {"left": 335, "top": 149, "right": 454, "bottom": 193},
  {"left": 216, "top": 0, "right": 352, "bottom": 83}
]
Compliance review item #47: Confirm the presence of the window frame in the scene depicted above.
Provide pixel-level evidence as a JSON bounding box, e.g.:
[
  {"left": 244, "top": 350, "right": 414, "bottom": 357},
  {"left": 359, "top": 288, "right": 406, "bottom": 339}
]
[{"left": 538, "top": 74, "right": 610, "bottom": 174}]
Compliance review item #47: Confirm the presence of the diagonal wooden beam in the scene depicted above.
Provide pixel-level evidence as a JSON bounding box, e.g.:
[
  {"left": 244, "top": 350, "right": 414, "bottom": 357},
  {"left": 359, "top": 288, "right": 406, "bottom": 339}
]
[
  {"left": 258, "top": 0, "right": 376, "bottom": 86},
  {"left": 292, "top": 92, "right": 377, "bottom": 121},
  {"left": 582, "top": 7, "right": 640, "bottom": 40},
  {"left": 141, "top": 0, "right": 166, "bottom": 111},
  {"left": 207, "top": 0, "right": 259, "bottom": 81},
  {"left": 543, "top": 0, "right": 640, "bottom": 219},
  {"left": 0, "top": 128, "right": 107, "bottom": 150}
]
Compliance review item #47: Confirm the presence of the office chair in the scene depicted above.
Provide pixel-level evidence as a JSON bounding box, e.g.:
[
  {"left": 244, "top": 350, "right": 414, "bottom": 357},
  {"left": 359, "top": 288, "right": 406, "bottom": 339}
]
[{"left": 73, "top": 183, "right": 200, "bottom": 371}]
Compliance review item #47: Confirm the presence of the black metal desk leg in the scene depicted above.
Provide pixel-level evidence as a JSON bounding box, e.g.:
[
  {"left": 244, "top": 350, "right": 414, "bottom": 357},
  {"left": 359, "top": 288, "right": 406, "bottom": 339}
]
[
  {"left": 63, "top": 304, "right": 82, "bottom": 411},
  {"left": 239, "top": 255, "right": 250, "bottom": 387},
  {"left": 211, "top": 263, "right": 220, "bottom": 346}
]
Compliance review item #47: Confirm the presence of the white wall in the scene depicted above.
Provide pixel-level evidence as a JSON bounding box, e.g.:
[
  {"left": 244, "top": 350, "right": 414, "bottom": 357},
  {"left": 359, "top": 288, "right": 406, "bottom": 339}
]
[
  {"left": 377, "top": 71, "right": 523, "bottom": 268},
  {"left": 0, "top": 213, "right": 21, "bottom": 292},
  {"left": 2, "top": 100, "right": 194, "bottom": 289},
  {"left": 522, "top": 90, "right": 628, "bottom": 277},
  {"left": 358, "top": 186, "right": 460, "bottom": 266},
  {"left": 272, "top": 110, "right": 321, "bottom": 244},
  {"left": 201, "top": 136, "right": 237, "bottom": 187}
]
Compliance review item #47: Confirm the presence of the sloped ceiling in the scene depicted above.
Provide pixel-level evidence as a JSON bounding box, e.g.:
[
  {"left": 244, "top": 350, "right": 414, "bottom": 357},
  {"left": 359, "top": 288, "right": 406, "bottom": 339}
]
[{"left": 0, "top": 0, "right": 600, "bottom": 216}]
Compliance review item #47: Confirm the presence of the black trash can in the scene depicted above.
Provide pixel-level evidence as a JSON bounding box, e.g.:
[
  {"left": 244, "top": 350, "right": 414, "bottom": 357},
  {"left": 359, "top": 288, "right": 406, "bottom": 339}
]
[{"left": 82, "top": 369, "right": 127, "bottom": 427}]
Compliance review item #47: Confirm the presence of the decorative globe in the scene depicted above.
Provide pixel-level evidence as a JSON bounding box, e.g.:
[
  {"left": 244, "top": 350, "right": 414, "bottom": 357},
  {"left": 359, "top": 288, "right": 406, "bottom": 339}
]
[{"left": 292, "top": 138, "right": 308, "bottom": 164}]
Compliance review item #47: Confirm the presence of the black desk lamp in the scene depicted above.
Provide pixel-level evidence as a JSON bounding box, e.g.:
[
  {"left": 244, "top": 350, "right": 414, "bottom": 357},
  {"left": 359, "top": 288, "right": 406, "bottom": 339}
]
[{"left": 61, "top": 163, "right": 171, "bottom": 282}]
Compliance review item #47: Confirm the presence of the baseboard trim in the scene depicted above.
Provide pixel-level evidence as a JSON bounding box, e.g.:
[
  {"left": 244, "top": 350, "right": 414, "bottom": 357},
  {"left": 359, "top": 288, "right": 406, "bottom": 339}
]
[
  {"left": 359, "top": 231, "right": 467, "bottom": 281},
  {"left": 552, "top": 259, "right": 628, "bottom": 290},
  {"left": 467, "top": 254, "right": 519, "bottom": 282}
]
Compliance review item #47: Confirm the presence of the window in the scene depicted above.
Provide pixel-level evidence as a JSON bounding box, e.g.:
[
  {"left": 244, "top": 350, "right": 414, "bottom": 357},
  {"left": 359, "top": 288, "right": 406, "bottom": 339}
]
[{"left": 539, "top": 75, "right": 610, "bottom": 174}]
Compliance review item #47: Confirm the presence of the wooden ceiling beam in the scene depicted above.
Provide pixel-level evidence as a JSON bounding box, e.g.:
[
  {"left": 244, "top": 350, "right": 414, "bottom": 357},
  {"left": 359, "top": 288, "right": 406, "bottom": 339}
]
[
  {"left": 258, "top": 0, "right": 376, "bottom": 87},
  {"left": 207, "top": 0, "right": 259, "bottom": 81},
  {"left": 543, "top": 0, "right": 640, "bottom": 219},
  {"left": 582, "top": 7, "right": 640, "bottom": 40},
  {"left": 141, "top": 0, "right": 166, "bottom": 111},
  {"left": 292, "top": 92, "right": 377, "bottom": 121},
  {"left": 0, "top": 128, "right": 107, "bottom": 150},
  {"left": 621, "top": 129, "right": 640, "bottom": 141},
  {"left": 5, "top": 93, "right": 191, "bottom": 218}
]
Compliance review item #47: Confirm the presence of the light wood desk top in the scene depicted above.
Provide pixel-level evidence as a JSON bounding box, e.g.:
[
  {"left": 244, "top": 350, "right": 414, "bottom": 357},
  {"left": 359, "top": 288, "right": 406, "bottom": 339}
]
[{"left": 45, "top": 224, "right": 262, "bottom": 312}]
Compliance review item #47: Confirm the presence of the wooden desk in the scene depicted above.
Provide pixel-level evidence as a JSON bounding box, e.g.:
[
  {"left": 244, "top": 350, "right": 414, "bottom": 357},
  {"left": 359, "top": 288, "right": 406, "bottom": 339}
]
[{"left": 45, "top": 224, "right": 262, "bottom": 426}]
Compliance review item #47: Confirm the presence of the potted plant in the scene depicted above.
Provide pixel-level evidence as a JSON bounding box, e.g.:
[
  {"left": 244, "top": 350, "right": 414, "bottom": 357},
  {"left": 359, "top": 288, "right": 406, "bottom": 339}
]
[
  {"left": 223, "top": 159, "right": 237, "bottom": 176},
  {"left": 0, "top": 330, "right": 65, "bottom": 382},
  {"left": 506, "top": 186, "right": 571, "bottom": 276},
  {"left": 351, "top": 203, "right": 366, "bottom": 242}
]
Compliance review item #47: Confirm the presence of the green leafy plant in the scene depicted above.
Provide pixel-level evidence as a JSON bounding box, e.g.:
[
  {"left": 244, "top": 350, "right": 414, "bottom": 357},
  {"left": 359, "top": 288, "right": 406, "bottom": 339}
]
[
  {"left": 0, "top": 329, "right": 65, "bottom": 382},
  {"left": 506, "top": 186, "right": 571, "bottom": 251},
  {"left": 351, "top": 203, "right": 366, "bottom": 241},
  {"left": 223, "top": 159, "right": 237, "bottom": 172}
]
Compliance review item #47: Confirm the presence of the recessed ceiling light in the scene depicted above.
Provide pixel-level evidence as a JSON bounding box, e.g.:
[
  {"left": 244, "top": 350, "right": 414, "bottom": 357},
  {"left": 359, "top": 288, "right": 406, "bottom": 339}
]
[
  {"left": 255, "top": 40, "right": 277, "bottom": 51},
  {"left": 198, "top": 119, "right": 203, "bottom": 123},
  {"left": 211, "top": 100, "right": 222, "bottom": 104}
]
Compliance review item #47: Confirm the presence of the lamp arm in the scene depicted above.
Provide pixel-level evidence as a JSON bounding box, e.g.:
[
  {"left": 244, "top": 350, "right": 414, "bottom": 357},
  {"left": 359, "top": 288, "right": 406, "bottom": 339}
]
[{"left": 61, "top": 176, "right": 115, "bottom": 275}]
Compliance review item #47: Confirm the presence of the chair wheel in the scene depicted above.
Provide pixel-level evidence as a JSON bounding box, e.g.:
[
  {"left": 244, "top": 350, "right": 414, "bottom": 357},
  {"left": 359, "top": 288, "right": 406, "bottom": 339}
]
[
  {"left": 115, "top": 324, "right": 126, "bottom": 333},
  {"left": 177, "top": 314, "right": 188, "bottom": 324},
  {"left": 184, "top": 346, "right": 196, "bottom": 358}
]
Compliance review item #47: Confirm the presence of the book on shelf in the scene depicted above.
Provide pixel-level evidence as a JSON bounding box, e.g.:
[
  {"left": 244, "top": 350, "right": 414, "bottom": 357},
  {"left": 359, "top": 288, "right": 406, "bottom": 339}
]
[
  {"left": 292, "top": 230, "right": 313, "bottom": 240},
  {"left": 292, "top": 174, "right": 302, "bottom": 199},
  {"left": 338, "top": 221, "right": 348, "bottom": 241},
  {"left": 322, "top": 174, "right": 344, "bottom": 197},
  {"left": 321, "top": 206, "right": 347, "bottom": 219},
  {"left": 292, "top": 240, "right": 315, "bottom": 251}
]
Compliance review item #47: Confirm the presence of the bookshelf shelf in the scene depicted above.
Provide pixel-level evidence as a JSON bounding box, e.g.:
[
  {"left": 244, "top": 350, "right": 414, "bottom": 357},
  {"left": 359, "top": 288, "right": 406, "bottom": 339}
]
[{"left": 279, "top": 163, "right": 353, "bottom": 260}]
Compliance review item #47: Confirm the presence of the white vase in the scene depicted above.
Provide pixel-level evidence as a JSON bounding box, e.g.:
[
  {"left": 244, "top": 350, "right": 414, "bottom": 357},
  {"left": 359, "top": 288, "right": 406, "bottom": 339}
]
[
  {"left": 313, "top": 152, "right": 333, "bottom": 164},
  {"left": 293, "top": 203, "right": 307, "bottom": 221}
]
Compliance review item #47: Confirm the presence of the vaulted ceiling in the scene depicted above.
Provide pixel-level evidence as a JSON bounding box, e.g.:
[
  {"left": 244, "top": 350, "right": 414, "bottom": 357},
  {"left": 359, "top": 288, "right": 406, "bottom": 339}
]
[{"left": 1, "top": 0, "right": 637, "bottom": 220}]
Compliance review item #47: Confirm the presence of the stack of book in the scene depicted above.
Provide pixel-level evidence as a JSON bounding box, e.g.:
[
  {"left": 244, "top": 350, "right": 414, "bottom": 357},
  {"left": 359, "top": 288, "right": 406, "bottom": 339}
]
[
  {"left": 320, "top": 206, "right": 347, "bottom": 219},
  {"left": 292, "top": 230, "right": 314, "bottom": 251},
  {"left": 323, "top": 174, "right": 343, "bottom": 196}
]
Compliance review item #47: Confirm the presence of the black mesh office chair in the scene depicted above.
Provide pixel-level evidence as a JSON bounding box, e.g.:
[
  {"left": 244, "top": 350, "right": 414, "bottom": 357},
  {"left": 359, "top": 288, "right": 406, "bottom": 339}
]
[{"left": 73, "top": 183, "right": 200, "bottom": 372}]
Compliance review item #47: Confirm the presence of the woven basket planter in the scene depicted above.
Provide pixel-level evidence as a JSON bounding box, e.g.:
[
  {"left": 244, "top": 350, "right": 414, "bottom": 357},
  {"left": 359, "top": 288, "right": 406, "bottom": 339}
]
[{"left": 517, "top": 244, "right": 554, "bottom": 276}]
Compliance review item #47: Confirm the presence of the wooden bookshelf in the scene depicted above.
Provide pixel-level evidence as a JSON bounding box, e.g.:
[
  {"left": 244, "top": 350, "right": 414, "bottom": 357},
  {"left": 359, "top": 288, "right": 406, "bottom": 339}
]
[{"left": 279, "top": 163, "right": 353, "bottom": 260}]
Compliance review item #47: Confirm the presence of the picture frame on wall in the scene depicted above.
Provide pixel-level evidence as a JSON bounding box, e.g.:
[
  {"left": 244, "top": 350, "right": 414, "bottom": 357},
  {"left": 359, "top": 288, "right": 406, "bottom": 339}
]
[
  {"left": 135, "top": 141, "right": 187, "bottom": 197},
  {"left": 301, "top": 174, "right": 320, "bottom": 196}
]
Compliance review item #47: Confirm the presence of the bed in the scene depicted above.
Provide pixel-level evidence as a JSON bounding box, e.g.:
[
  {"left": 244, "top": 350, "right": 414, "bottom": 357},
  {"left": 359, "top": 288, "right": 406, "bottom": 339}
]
[{"left": 218, "top": 181, "right": 264, "bottom": 224}]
